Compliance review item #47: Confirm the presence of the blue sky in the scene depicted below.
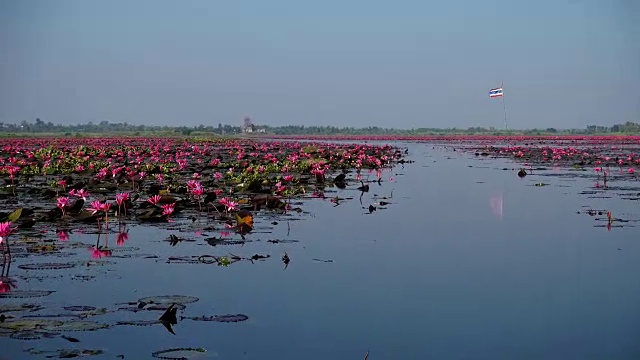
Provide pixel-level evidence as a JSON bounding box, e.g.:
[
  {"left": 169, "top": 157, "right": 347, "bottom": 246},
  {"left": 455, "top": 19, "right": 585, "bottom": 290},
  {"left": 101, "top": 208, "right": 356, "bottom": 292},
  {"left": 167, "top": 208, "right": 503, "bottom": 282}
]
[{"left": 0, "top": 0, "right": 638, "bottom": 129}]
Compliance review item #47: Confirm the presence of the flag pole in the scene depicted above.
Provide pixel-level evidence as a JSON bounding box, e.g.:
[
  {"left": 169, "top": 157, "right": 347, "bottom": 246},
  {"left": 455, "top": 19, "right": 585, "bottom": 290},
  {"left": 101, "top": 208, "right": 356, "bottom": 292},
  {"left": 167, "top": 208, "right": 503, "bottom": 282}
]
[{"left": 502, "top": 81, "right": 508, "bottom": 131}]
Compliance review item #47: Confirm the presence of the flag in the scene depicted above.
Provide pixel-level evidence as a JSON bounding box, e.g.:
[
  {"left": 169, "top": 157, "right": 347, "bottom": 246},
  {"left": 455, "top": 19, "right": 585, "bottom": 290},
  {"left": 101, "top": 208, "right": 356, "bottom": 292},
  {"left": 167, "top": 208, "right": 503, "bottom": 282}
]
[{"left": 489, "top": 87, "right": 503, "bottom": 98}]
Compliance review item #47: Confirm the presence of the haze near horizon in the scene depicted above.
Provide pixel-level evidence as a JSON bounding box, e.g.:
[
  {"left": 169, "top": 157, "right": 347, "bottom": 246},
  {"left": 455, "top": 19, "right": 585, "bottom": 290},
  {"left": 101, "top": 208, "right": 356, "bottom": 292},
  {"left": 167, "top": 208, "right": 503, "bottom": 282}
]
[{"left": 1, "top": 0, "right": 638, "bottom": 130}]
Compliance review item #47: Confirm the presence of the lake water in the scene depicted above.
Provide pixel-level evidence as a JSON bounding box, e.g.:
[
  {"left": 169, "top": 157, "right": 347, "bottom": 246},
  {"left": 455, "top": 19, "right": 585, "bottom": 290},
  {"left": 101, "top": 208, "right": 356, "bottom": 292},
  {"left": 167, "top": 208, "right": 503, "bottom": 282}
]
[{"left": 1, "top": 141, "right": 639, "bottom": 359}]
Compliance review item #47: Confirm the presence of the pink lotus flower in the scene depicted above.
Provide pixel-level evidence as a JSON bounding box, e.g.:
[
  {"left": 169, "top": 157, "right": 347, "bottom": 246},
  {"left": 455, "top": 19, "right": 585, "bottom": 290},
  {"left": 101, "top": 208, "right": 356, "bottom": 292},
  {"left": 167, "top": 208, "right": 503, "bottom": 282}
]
[
  {"left": 226, "top": 200, "right": 238, "bottom": 212},
  {"left": 73, "top": 188, "right": 90, "bottom": 200},
  {"left": 147, "top": 195, "right": 162, "bottom": 205},
  {"left": 0, "top": 221, "right": 16, "bottom": 245},
  {"left": 213, "top": 172, "right": 223, "bottom": 180},
  {"left": 101, "top": 202, "right": 111, "bottom": 212},
  {"left": 282, "top": 175, "right": 294, "bottom": 182},
  {"left": 191, "top": 186, "right": 204, "bottom": 197},
  {"left": 57, "top": 197, "right": 70, "bottom": 214},
  {"left": 88, "top": 200, "right": 103, "bottom": 215},
  {"left": 115, "top": 192, "right": 130, "bottom": 206},
  {"left": 186, "top": 180, "right": 201, "bottom": 189},
  {"left": 162, "top": 203, "right": 176, "bottom": 216},
  {"left": 629, "top": 168, "right": 635, "bottom": 174}
]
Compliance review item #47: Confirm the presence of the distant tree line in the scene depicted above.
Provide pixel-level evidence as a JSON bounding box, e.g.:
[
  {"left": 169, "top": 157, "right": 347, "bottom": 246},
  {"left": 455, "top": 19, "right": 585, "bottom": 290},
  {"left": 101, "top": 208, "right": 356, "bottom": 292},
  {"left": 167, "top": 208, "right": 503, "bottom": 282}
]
[{"left": 0, "top": 119, "right": 638, "bottom": 136}]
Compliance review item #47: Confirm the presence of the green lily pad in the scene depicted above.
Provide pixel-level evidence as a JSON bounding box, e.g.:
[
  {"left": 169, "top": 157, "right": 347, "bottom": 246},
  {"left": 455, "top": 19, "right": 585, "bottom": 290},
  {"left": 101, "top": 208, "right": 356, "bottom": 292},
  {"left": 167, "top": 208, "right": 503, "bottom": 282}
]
[
  {"left": 41, "top": 320, "right": 109, "bottom": 332},
  {"left": 182, "top": 314, "right": 249, "bottom": 323},
  {"left": 138, "top": 295, "right": 199, "bottom": 305},
  {"left": 116, "top": 320, "right": 160, "bottom": 326},
  {"left": 152, "top": 348, "right": 207, "bottom": 359},
  {"left": 0, "top": 304, "right": 43, "bottom": 313},
  {"left": 63, "top": 306, "right": 96, "bottom": 312},
  {"left": 0, "top": 318, "right": 63, "bottom": 331},
  {"left": 10, "top": 331, "right": 41, "bottom": 340},
  {"left": 0, "top": 290, "right": 54, "bottom": 299},
  {"left": 18, "top": 262, "right": 77, "bottom": 270}
]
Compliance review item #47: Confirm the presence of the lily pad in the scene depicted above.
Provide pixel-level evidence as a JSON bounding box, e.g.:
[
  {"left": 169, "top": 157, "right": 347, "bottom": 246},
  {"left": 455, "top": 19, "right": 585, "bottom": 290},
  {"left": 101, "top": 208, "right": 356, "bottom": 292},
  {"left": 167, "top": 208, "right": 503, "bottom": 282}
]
[
  {"left": 0, "top": 290, "right": 54, "bottom": 299},
  {"left": 182, "top": 314, "right": 249, "bottom": 323},
  {"left": 41, "top": 320, "right": 109, "bottom": 332},
  {"left": 0, "top": 304, "right": 43, "bottom": 313},
  {"left": 10, "top": 331, "right": 41, "bottom": 340},
  {"left": 138, "top": 295, "right": 199, "bottom": 305},
  {"left": 152, "top": 348, "right": 207, "bottom": 360},
  {"left": 0, "top": 318, "right": 63, "bottom": 331},
  {"left": 18, "top": 262, "right": 77, "bottom": 270},
  {"left": 63, "top": 306, "right": 96, "bottom": 312},
  {"left": 116, "top": 320, "right": 160, "bottom": 326}
]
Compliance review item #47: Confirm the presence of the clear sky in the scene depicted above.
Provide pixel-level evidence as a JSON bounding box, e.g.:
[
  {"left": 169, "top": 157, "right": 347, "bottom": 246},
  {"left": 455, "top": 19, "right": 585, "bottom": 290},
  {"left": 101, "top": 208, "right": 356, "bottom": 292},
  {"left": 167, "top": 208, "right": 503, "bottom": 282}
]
[{"left": 1, "top": 0, "right": 638, "bottom": 129}]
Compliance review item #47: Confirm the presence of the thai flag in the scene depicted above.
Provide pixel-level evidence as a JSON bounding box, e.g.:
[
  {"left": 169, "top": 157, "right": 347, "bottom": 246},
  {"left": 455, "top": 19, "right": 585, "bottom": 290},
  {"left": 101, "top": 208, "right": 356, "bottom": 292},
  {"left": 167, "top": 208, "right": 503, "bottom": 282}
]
[{"left": 489, "top": 87, "right": 503, "bottom": 98}]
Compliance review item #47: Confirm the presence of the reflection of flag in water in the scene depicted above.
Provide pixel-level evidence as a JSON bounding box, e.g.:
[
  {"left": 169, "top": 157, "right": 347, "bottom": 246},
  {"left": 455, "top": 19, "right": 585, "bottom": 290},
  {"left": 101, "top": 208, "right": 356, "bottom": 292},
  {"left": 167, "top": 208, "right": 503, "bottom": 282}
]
[
  {"left": 489, "top": 87, "right": 503, "bottom": 98},
  {"left": 489, "top": 193, "right": 503, "bottom": 220}
]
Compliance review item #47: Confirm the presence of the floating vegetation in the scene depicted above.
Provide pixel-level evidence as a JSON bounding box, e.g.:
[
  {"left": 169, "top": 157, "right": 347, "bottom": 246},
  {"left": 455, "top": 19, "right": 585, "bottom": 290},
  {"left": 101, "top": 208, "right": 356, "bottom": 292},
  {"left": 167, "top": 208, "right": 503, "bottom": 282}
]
[
  {"left": 181, "top": 314, "right": 249, "bottom": 323},
  {"left": 25, "top": 348, "right": 105, "bottom": 358},
  {"left": 10, "top": 331, "right": 41, "bottom": 340},
  {"left": 116, "top": 320, "right": 161, "bottom": 327},
  {"left": 18, "top": 262, "right": 77, "bottom": 270},
  {"left": 151, "top": 347, "right": 207, "bottom": 359},
  {"left": 63, "top": 306, "right": 96, "bottom": 312},
  {"left": 0, "top": 318, "right": 64, "bottom": 331},
  {"left": 0, "top": 290, "right": 54, "bottom": 299},
  {"left": 41, "top": 320, "right": 110, "bottom": 332},
  {"left": 137, "top": 295, "right": 200, "bottom": 306},
  {"left": 0, "top": 304, "right": 43, "bottom": 313}
]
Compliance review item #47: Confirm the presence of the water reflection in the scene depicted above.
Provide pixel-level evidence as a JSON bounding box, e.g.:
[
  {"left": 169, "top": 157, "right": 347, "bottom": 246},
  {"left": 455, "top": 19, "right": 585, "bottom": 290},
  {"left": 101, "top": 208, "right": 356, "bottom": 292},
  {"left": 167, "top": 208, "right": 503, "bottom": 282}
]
[{"left": 489, "top": 192, "right": 504, "bottom": 220}]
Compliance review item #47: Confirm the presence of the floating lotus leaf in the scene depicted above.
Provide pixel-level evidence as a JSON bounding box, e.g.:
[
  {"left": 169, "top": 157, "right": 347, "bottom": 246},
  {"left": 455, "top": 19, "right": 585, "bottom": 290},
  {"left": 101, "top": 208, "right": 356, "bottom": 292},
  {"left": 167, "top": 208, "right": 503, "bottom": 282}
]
[
  {"left": 0, "top": 318, "right": 63, "bottom": 331},
  {"left": 79, "top": 260, "right": 117, "bottom": 267},
  {"left": 63, "top": 306, "right": 96, "bottom": 312},
  {"left": 0, "top": 290, "right": 54, "bottom": 299},
  {"left": 18, "top": 262, "right": 77, "bottom": 270},
  {"left": 116, "top": 320, "right": 160, "bottom": 326},
  {"left": 138, "top": 295, "right": 199, "bottom": 305},
  {"left": 182, "top": 314, "right": 249, "bottom": 323},
  {"left": 10, "top": 331, "right": 41, "bottom": 340},
  {"left": 110, "top": 246, "right": 141, "bottom": 253},
  {"left": 41, "top": 320, "right": 109, "bottom": 332},
  {"left": 152, "top": 348, "right": 207, "bottom": 359},
  {"left": 26, "top": 244, "right": 57, "bottom": 253},
  {"left": 0, "top": 304, "right": 43, "bottom": 313}
]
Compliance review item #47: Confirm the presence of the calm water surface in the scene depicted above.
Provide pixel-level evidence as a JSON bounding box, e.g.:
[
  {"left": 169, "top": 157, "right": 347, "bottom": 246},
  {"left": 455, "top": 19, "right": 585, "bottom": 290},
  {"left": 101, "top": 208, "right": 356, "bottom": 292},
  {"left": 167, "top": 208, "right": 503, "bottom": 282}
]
[{"left": 2, "top": 141, "right": 639, "bottom": 360}]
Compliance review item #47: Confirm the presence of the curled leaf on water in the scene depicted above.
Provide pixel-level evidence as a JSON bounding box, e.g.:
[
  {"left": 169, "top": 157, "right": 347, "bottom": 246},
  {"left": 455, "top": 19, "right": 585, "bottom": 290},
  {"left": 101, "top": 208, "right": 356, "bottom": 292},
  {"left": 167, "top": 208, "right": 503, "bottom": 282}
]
[
  {"left": 5, "top": 208, "right": 23, "bottom": 223},
  {"left": 152, "top": 348, "right": 207, "bottom": 360}
]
